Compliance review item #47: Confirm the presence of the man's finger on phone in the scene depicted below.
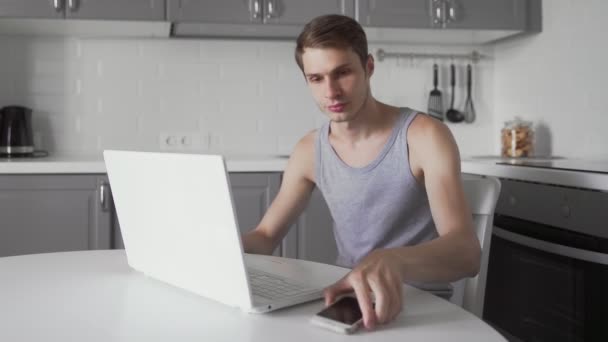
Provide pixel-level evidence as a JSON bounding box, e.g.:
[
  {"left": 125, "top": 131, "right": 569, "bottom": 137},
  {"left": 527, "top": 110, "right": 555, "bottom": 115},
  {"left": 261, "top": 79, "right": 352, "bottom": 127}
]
[
  {"left": 389, "top": 280, "right": 403, "bottom": 320},
  {"left": 369, "top": 279, "right": 389, "bottom": 324},
  {"left": 351, "top": 278, "right": 376, "bottom": 329},
  {"left": 323, "top": 277, "right": 351, "bottom": 306}
]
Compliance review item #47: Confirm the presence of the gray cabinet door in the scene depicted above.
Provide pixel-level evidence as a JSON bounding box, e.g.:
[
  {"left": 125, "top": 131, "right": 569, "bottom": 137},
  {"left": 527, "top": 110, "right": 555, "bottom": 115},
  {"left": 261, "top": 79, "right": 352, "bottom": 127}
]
[
  {"left": 0, "top": 175, "right": 112, "bottom": 258},
  {"left": 0, "top": 0, "right": 64, "bottom": 19},
  {"left": 229, "top": 173, "right": 282, "bottom": 256},
  {"left": 167, "top": 0, "right": 261, "bottom": 24},
  {"left": 444, "top": 0, "right": 527, "bottom": 30},
  {"left": 290, "top": 187, "right": 338, "bottom": 265},
  {"left": 357, "top": 0, "right": 433, "bottom": 28},
  {"left": 111, "top": 172, "right": 285, "bottom": 255},
  {"left": 263, "top": 0, "right": 355, "bottom": 25},
  {"left": 65, "top": 0, "right": 165, "bottom": 20}
]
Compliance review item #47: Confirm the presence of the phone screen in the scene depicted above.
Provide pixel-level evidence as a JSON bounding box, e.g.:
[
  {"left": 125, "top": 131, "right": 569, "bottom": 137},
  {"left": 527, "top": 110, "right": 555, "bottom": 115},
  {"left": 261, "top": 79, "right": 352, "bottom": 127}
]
[{"left": 317, "top": 297, "right": 363, "bottom": 325}]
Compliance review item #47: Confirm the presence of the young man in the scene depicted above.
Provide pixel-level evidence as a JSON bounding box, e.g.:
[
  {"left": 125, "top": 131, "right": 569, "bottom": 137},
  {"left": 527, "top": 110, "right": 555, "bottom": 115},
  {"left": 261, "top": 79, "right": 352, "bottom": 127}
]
[{"left": 242, "top": 14, "right": 480, "bottom": 330}]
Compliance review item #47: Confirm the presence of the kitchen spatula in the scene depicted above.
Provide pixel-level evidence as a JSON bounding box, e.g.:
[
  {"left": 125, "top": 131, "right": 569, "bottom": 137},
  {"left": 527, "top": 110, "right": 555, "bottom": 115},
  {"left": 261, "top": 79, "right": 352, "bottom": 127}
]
[{"left": 427, "top": 63, "right": 443, "bottom": 121}]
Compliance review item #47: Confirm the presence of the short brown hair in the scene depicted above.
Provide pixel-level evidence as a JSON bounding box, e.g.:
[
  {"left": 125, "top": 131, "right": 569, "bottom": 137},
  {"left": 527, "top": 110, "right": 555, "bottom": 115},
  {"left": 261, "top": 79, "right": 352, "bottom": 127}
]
[{"left": 295, "top": 14, "right": 368, "bottom": 71}]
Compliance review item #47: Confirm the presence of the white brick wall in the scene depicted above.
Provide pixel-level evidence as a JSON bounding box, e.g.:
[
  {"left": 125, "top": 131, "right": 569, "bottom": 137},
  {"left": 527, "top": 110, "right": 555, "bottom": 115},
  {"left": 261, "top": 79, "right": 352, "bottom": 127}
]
[
  {"left": 493, "top": 0, "right": 608, "bottom": 158},
  {"left": 0, "top": 35, "right": 495, "bottom": 157}
]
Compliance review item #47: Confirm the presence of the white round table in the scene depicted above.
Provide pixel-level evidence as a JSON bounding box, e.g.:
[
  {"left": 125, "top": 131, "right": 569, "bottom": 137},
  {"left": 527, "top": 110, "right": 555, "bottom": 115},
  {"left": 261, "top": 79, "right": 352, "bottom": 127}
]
[{"left": 0, "top": 250, "right": 505, "bottom": 341}]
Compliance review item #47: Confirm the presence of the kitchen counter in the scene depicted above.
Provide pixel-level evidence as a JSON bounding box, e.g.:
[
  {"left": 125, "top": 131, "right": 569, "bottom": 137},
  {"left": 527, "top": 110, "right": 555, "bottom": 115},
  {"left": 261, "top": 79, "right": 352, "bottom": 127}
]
[
  {"left": 462, "top": 157, "right": 608, "bottom": 192},
  {"left": 0, "top": 153, "right": 290, "bottom": 174},
  {"left": 3, "top": 154, "right": 608, "bottom": 192}
]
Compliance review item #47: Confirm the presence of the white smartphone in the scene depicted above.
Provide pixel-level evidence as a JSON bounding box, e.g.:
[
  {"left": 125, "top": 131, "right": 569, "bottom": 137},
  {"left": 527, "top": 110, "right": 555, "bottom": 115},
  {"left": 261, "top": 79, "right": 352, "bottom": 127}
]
[{"left": 310, "top": 296, "right": 364, "bottom": 334}]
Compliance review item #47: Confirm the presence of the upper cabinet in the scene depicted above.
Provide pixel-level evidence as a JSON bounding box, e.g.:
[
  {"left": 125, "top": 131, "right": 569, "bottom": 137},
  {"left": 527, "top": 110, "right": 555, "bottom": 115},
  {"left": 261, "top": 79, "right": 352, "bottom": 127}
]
[
  {"left": 438, "top": 0, "right": 527, "bottom": 30},
  {"left": 0, "top": 0, "right": 165, "bottom": 21},
  {"left": 169, "top": 0, "right": 355, "bottom": 38},
  {"left": 65, "top": 0, "right": 165, "bottom": 21},
  {"left": 167, "top": 0, "right": 256, "bottom": 24},
  {"left": 262, "top": 0, "right": 354, "bottom": 25},
  {"left": 0, "top": 0, "right": 63, "bottom": 19},
  {"left": 358, "top": 0, "right": 541, "bottom": 44},
  {"left": 0, "top": 0, "right": 540, "bottom": 43},
  {"left": 168, "top": 0, "right": 354, "bottom": 25},
  {"left": 357, "top": 0, "right": 434, "bottom": 29},
  {"left": 357, "top": 0, "right": 534, "bottom": 31}
]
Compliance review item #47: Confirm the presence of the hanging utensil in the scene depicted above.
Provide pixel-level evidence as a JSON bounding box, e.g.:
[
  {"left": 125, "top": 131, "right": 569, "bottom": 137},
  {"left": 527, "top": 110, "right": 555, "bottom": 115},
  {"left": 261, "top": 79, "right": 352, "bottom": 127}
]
[
  {"left": 464, "top": 64, "right": 476, "bottom": 123},
  {"left": 446, "top": 63, "right": 464, "bottom": 123},
  {"left": 427, "top": 63, "right": 443, "bottom": 121}
]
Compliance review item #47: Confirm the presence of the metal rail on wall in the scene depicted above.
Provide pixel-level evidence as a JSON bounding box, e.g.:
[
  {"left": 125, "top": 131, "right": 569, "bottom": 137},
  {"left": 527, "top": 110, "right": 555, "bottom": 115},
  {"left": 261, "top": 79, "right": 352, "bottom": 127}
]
[{"left": 375, "top": 48, "right": 487, "bottom": 64}]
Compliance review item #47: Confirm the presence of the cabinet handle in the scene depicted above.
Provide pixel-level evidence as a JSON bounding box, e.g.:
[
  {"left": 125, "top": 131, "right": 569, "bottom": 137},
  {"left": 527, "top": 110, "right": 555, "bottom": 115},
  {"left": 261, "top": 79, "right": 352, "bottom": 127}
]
[
  {"left": 67, "top": 0, "right": 79, "bottom": 12},
  {"left": 431, "top": 0, "right": 444, "bottom": 27},
  {"left": 251, "top": 0, "right": 262, "bottom": 19},
  {"left": 266, "top": 0, "right": 277, "bottom": 19},
  {"left": 53, "top": 0, "right": 64, "bottom": 12},
  {"left": 445, "top": 0, "right": 456, "bottom": 24},
  {"left": 100, "top": 183, "right": 110, "bottom": 212}
]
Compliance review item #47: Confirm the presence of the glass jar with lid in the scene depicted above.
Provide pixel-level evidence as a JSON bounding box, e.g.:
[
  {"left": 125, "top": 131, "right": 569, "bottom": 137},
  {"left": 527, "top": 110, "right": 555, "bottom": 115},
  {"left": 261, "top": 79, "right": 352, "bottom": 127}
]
[{"left": 501, "top": 118, "right": 534, "bottom": 158}]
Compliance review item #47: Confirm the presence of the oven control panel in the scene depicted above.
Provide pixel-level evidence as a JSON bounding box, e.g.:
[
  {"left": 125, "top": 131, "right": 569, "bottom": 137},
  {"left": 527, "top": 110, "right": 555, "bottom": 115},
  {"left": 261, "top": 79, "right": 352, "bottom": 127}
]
[{"left": 495, "top": 179, "right": 608, "bottom": 239}]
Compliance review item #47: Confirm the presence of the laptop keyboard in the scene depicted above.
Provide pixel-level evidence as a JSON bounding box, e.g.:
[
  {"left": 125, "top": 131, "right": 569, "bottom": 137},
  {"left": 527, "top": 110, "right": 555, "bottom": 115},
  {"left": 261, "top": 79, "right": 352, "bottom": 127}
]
[{"left": 248, "top": 268, "right": 317, "bottom": 300}]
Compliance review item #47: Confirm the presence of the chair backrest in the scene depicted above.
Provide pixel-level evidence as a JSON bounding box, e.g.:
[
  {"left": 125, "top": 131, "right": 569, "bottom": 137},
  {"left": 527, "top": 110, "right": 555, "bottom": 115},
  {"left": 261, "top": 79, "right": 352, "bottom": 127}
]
[{"left": 450, "top": 174, "right": 501, "bottom": 318}]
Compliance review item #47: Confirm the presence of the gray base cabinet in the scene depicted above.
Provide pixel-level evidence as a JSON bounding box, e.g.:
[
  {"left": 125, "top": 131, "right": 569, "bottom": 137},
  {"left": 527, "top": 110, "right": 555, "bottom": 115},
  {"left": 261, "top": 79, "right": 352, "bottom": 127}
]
[
  {"left": 228, "top": 173, "right": 338, "bottom": 263},
  {"left": 111, "top": 172, "right": 284, "bottom": 256},
  {"left": 290, "top": 187, "right": 338, "bottom": 265},
  {"left": 229, "top": 172, "right": 282, "bottom": 256},
  {"left": 0, "top": 172, "right": 337, "bottom": 264},
  {"left": 0, "top": 175, "right": 113, "bottom": 258}
]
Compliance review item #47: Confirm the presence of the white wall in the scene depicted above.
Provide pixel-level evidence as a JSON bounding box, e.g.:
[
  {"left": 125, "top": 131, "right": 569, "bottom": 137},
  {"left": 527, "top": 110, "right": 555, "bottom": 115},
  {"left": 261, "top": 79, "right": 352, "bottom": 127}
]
[
  {"left": 493, "top": 0, "right": 608, "bottom": 158},
  {"left": 0, "top": 35, "right": 493, "bottom": 157}
]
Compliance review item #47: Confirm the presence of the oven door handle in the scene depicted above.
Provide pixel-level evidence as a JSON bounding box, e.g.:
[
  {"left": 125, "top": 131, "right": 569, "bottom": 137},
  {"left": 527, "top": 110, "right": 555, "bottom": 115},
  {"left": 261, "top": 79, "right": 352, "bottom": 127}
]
[{"left": 494, "top": 227, "right": 608, "bottom": 265}]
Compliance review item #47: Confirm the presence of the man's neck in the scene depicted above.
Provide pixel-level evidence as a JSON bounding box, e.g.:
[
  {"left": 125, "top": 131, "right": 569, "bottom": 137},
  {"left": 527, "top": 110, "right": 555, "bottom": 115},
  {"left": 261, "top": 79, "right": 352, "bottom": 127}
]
[{"left": 330, "top": 97, "right": 400, "bottom": 145}]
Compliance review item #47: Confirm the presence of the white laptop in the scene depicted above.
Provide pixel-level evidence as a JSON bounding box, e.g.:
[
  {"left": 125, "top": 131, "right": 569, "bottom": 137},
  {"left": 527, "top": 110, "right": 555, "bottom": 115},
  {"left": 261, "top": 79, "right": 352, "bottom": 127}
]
[{"left": 103, "top": 150, "right": 325, "bottom": 313}]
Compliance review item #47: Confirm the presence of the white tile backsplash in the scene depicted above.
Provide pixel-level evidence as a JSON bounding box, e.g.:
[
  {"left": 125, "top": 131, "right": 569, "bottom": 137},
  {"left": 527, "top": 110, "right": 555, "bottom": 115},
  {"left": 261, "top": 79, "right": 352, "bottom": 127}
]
[
  {"left": 0, "top": 34, "right": 496, "bottom": 157},
  {"left": 493, "top": 0, "right": 608, "bottom": 158}
]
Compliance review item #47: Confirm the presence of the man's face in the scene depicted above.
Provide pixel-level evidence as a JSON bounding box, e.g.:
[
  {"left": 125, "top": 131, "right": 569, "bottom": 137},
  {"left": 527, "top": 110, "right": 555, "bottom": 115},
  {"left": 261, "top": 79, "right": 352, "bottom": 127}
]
[{"left": 301, "top": 47, "right": 372, "bottom": 122}]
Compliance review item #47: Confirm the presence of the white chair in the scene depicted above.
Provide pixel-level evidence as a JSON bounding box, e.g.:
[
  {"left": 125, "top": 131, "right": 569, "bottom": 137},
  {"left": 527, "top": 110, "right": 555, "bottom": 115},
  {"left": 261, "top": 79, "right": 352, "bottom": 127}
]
[{"left": 449, "top": 174, "right": 501, "bottom": 318}]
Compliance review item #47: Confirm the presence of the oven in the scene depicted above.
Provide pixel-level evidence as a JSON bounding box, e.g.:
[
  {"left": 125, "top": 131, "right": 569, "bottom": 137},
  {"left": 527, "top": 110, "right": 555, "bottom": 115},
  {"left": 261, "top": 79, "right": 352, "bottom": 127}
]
[{"left": 482, "top": 178, "right": 608, "bottom": 342}]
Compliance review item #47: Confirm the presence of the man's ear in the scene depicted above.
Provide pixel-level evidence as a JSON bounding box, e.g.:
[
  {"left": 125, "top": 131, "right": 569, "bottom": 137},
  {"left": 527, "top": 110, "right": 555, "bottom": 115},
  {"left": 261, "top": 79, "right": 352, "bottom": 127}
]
[{"left": 366, "top": 54, "right": 375, "bottom": 77}]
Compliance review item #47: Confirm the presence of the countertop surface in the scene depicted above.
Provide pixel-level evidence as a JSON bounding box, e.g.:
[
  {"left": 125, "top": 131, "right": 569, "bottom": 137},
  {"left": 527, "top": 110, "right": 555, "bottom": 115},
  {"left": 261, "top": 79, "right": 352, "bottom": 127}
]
[
  {"left": 2, "top": 153, "right": 607, "bottom": 192},
  {"left": 0, "top": 153, "right": 290, "bottom": 173},
  {"left": 461, "top": 157, "right": 608, "bottom": 191}
]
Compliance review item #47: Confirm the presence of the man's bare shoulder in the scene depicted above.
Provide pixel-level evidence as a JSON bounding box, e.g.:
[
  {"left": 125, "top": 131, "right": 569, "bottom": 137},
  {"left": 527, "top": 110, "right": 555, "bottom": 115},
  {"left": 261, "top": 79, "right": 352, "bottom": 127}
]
[
  {"left": 407, "top": 113, "right": 460, "bottom": 168},
  {"left": 408, "top": 113, "right": 455, "bottom": 148},
  {"left": 286, "top": 129, "right": 318, "bottom": 182},
  {"left": 292, "top": 129, "right": 317, "bottom": 156}
]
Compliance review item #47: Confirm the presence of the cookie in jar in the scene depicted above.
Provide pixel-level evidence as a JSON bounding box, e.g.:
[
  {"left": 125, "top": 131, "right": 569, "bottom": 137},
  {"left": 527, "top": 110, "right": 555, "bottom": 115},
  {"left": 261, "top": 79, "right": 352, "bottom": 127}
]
[{"left": 501, "top": 118, "right": 534, "bottom": 158}]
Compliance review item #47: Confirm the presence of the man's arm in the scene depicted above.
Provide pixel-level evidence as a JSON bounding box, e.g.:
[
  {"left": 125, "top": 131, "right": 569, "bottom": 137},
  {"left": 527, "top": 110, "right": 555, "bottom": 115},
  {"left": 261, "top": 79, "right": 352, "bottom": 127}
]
[
  {"left": 242, "top": 132, "right": 316, "bottom": 255},
  {"left": 389, "top": 116, "right": 481, "bottom": 282},
  {"left": 324, "top": 115, "right": 480, "bottom": 329}
]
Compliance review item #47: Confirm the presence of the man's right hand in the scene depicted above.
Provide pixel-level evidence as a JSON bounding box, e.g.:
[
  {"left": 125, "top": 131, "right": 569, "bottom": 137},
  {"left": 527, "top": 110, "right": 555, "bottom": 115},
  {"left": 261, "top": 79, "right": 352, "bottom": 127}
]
[{"left": 323, "top": 248, "right": 405, "bottom": 330}]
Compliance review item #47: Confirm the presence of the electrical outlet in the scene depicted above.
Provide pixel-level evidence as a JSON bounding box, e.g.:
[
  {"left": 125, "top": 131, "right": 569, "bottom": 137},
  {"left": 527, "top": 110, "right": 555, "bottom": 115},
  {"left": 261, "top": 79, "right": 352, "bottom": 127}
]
[
  {"left": 159, "top": 132, "right": 208, "bottom": 151},
  {"left": 159, "top": 132, "right": 180, "bottom": 151}
]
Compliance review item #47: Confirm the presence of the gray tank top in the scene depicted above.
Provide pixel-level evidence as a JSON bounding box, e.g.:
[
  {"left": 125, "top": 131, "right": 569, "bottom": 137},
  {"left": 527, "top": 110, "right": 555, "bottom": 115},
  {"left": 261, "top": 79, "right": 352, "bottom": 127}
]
[{"left": 314, "top": 108, "right": 439, "bottom": 268}]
